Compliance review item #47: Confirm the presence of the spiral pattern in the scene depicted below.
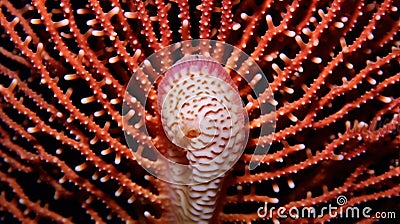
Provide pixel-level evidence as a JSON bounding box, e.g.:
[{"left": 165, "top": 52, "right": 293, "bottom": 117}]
[
  {"left": 158, "top": 55, "right": 246, "bottom": 181},
  {"left": 155, "top": 55, "right": 247, "bottom": 222},
  {"left": 336, "top": 195, "right": 348, "bottom": 206}
]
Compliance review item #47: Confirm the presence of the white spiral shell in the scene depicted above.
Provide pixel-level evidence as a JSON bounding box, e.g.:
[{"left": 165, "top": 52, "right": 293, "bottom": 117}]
[
  {"left": 157, "top": 55, "right": 247, "bottom": 222},
  {"left": 157, "top": 55, "right": 246, "bottom": 180}
]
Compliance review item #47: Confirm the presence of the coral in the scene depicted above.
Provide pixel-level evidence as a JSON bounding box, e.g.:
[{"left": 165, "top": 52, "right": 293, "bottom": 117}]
[{"left": 0, "top": 0, "right": 399, "bottom": 223}]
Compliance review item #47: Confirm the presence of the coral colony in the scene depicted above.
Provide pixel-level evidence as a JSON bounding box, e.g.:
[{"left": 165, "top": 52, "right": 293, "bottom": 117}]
[{"left": 0, "top": 0, "right": 399, "bottom": 223}]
